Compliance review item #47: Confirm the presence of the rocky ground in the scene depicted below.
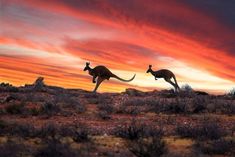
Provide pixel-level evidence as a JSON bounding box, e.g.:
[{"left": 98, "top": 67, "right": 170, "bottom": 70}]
[{"left": 0, "top": 78, "right": 234, "bottom": 157}]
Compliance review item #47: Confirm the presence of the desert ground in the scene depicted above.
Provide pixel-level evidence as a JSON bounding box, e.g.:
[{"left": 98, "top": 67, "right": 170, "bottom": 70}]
[{"left": 0, "top": 78, "right": 234, "bottom": 157}]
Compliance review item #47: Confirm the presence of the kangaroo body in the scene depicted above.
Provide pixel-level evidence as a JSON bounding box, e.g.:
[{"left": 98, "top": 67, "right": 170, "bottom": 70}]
[
  {"left": 84, "top": 62, "right": 135, "bottom": 92},
  {"left": 146, "top": 65, "right": 180, "bottom": 92}
]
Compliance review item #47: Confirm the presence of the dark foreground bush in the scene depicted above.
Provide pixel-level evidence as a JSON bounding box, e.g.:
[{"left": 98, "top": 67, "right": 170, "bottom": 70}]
[
  {"left": 114, "top": 120, "right": 145, "bottom": 140},
  {"left": 129, "top": 136, "right": 167, "bottom": 157},
  {"left": 0, "top": 141, "right": 28, "bottom": 157},
  {"left": 176, "top": 121, "right": 224, "bottom": 140},
  {"left": 194, "top": 138, "right": 235, "bottom": 155},
  {"left": 35, "top": 138, "right": 80, "bottom": 157},
  {"left": 115, "top": 120, "right": 162, "bottom": 140}
]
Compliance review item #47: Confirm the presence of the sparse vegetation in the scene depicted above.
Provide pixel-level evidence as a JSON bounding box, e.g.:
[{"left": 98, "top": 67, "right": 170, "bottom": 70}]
[
  {"left": 176, "top": 120, "right": 224, "bottom": 140},
  {"left": 0, "top": 82, "right": 234, "bottom": 156}
]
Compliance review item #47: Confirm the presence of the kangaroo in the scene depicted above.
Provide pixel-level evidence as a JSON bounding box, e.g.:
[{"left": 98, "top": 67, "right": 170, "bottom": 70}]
[
  {"left": 84, "top": 62, "right": 136, "bottom": 92},
  {"left": 146, "top": 65, "right": 180, "bottom": 92}
]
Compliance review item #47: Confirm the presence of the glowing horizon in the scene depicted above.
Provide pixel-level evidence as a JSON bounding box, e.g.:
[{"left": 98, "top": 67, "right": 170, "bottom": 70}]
[{"left": 1, "top": 0, "right": 235, "bottom": 94}]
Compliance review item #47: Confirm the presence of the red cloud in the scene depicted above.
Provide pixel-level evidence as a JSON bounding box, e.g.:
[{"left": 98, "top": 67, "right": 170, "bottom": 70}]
[{"left": 1, "top": 0, "right": 235, "bottom": 92}]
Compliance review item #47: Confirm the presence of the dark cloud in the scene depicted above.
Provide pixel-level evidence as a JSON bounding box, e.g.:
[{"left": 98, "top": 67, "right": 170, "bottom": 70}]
[
  {"left": 181, "top": 0, "right": 235, "bottom": 28},
  {"left": 38, "top": 0, "right": 235, "bottom": 55}
]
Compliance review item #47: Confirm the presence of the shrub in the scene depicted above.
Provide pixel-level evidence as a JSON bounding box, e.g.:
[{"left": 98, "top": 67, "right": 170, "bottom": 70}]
[
  {"left": 114, "top": 120, "right": 145, "bottom": 140},
  {"left": 40, "top": 102, "right": 61, "bottom": 116},
  {"left": 115, "top": 105, "right": 142, "bottom": 115},
  {"left": 98, "top": 111, "right": 111, "bottom": 120},
  {"left": 122, "top": 98, "right": 147, "bottom": 106},
  {"left": 25, "top": 93, "right": 47, "bottom": 103},
  {"left": 194, "top": 138, "right": 235, "bottom": 155},
  {"left": 62, "top": 98, "right": 86, "bottom": 114},
  {"left": 158, "top": 89, "right": 177, "bottom": 98},
  {"left": 221, "top": 101, "right": 235, "bottom": 115},
  {"left": 191, "top": 96, "right": 207, "bottom": 113},
  {"left": 0, "top": 108, "right": 5, "bottom": 115},
  {"left": 162, "top": 98, "right": 188, "bottom": 114},
  {"left": 0, "top": 119, "right": 8, "bottom": 135},
  {"left": 10, "top": 123, "right": 37, "bottom": 137},
  {"left": 228, "top": 87, "right": 235, "bottom": 97},
  {"left": 181, "top": 84, "right": 193, "bottom": 92},
  {"left": 5, "top": 103, "right": 25, "bottom": 114},
  {"left": 176, "top": 121, "right": 224, "bottom": 140},
  {"left": 39, "top": 123, "right": 58, "bottom": 138},
  {"left": 0, "top": 141, "right": 27, "bottom": 157},
  {"left": 116, "top": 97, "right": 161, "bottom": 114},
  {"left": 35, "top": 138, "right": 80, "bottom": 157},
  {"left": 29, "top": 107, "right": 41, "bottom": 116},
  {"left": 114, "top": 120, "right": 162, "bottom": 140},
  {"left": 128, "top": 136, "right": 167, "bottom": 157},
  {"left": 97, "top": 103, "right": 114, "bottom": 114},
  {"left": 4, "top": 94, "right": 19, "bottom": 102},
  {"left": 74, "top": 104, "right": 86, "bottom": 113},
  {"left": 72, "top": 124, "right": 90, "bottom": 143},
  {"left": 60, "top": 124, "right": 90, "bottom": 143},
  {"left": 124, "top": 88, "right": 145, "bottom": 96}
]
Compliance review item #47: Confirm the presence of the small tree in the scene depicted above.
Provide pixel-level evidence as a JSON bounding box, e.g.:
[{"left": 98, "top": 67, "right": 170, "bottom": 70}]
[{"left": 181, "top": 84, "right": 193, "bottom": 92}]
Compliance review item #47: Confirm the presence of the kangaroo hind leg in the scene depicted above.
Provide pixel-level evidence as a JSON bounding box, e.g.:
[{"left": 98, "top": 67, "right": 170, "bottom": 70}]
[
  {"left": 93, "top": 77, "right": 104, "bottom": 93},
  {"left": 165, "top": 78, "right": 177, "bottom": 92}
]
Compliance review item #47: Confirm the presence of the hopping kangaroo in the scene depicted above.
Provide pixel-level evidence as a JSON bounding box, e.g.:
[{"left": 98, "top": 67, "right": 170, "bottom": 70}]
[
  {"left": 146, "top": 65, "right": 180, "bottom": 92},
  {"left": 84, "top": 62, "right": 136, "bottom": 92}
]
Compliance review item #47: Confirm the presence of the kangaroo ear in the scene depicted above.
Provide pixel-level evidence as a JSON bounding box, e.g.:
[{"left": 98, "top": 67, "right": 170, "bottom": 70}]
[
  {"left": 149, "top": 65, "right": 152, "bottom": 68},
  {"left": 86, "top": 62, "right": 90, "bottom": 66}
]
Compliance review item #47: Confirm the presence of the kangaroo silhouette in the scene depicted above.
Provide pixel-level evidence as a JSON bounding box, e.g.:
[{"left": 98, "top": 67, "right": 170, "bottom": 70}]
[
  {"left": 146, "top": 65, "right": 180, "bottom": 92},
  {"left": 84, "top": 62, "right": 136, "bottom": 92}
]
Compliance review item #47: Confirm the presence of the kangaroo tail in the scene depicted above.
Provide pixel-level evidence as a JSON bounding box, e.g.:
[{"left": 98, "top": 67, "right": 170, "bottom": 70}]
[
  {"left": 173, "top": 75, "right": 180, "bottom": 90},
  {"left": 113, "top": 74, "right": 136, "bottom": 82}
]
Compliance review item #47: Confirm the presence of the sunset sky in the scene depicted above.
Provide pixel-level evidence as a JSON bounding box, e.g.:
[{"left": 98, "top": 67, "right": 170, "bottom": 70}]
[{"left": 0, "top": 0, "right": 235, "bottom": 93}]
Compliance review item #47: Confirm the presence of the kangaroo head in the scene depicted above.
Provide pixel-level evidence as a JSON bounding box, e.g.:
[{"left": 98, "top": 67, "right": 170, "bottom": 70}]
[
  {"left": 83, "top": 62, "right": 91, "bottom": 71},
  {"left": 146, "top": 65, "right": 152, "bottom": 73}
]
